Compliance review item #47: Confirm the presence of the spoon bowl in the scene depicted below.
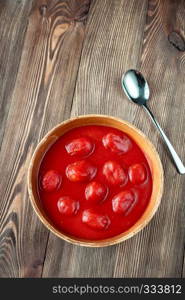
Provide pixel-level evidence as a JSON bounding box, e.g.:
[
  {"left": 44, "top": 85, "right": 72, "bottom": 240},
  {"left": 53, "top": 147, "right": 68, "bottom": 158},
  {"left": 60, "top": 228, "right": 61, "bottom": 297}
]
[{"left": 121, "top": 69, "right": 150, "bottom": 105}]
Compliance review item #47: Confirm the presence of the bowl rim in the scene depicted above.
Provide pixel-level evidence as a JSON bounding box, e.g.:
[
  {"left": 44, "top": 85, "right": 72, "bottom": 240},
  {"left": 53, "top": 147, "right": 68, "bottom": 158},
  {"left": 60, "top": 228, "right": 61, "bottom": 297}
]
[{"left": 27, "top": 114, "right": 164, "bottom": 247}]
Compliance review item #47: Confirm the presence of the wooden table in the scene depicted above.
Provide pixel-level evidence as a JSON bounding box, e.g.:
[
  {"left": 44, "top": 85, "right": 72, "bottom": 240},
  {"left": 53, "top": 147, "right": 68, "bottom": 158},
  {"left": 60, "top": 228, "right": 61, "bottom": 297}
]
[{"left": 0, "top": 0, "right": 185, "bottom": 278}]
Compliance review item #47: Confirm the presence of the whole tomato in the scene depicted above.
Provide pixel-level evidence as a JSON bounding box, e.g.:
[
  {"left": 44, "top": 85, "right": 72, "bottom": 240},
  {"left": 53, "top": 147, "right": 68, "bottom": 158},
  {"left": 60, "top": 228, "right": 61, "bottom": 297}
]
[
  {"left": 41, "top": 170, "right": 62, "bottom": 192},
  {"left": 65, "top": 137, "right": 94, "bottom": 157},
  {"left": 57, "top": 196, "right": 79, "bottom": 216},
  {"left": 112, "top": 190, "right": 137, "bottom": 215},
  {"left": 102, "top": 133, "right": 132, "bottom": 154},
  {"left": 82, "top": 209, "right": 110, "bottom": 230},
  {"left": 102, "top": 160, "right": 127, "bottom": 186},
  {"left": 128, "top": 163, "right": 147, "bottom": 184},
  {"left": 66, "top": 160, "right": 97, "bottom": 182},
  {"left": 85, "top": 181, "right": 108, "bottom": 204}
]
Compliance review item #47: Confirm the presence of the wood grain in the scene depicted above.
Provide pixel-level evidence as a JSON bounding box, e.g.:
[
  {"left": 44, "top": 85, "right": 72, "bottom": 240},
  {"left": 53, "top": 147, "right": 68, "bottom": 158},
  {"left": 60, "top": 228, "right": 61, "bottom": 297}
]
[
  {"left": 0, "top": 0, "right": 33, "bottom": 148},
  {"left": 0, "top": 0, "right": 91, "bottom": 277},
  {"left": 42, "top": 0, "right": 149, "bottom": 278}
]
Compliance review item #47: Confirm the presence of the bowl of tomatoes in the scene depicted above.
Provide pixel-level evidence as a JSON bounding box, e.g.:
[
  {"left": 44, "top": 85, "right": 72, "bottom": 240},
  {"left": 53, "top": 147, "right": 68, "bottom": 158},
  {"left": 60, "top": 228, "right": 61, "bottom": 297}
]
[{"left": 28, "top": 114, "right": 163, "bottom": 247}]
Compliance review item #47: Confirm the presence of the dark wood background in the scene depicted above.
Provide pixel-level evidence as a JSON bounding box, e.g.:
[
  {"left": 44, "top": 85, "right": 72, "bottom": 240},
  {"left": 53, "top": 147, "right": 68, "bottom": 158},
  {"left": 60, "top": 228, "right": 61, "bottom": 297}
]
[{"left": 0, "top": 0, "right": 185, "bottom": 278}]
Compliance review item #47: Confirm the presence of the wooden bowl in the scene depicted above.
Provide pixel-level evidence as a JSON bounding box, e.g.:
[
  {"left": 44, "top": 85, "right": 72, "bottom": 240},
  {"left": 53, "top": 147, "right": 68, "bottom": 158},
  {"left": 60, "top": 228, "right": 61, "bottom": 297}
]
[{"left": 28, "top": 115, "right": 164, "bottom": 247}]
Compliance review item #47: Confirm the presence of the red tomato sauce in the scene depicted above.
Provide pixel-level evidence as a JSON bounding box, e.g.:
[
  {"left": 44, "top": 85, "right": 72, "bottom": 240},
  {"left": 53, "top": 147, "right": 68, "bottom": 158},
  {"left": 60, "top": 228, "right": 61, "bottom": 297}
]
[{"left": 38, "top": 125, "right": 153, "bottom": 240}]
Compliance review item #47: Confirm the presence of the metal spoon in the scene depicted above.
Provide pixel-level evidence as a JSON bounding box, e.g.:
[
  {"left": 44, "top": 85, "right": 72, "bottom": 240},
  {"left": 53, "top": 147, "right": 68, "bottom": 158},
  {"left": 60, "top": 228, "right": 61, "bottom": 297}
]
[{"left": 121, "top": 69, "right": 185, "bottom": 175}]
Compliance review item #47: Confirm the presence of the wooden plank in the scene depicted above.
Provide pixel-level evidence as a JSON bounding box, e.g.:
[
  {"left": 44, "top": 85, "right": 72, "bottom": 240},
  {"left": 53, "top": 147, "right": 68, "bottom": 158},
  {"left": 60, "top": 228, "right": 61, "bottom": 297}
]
[
  {"left": 0, "top": 0, "right": 33, "bottom": 148},
  {"left": 0, "top": 0, "right": 91, "bottom": 277},
  {"left": 42, "top": 0, "right": 148, "bottom": 278},
  {"left": 114, "top": 0, "right": 185, "bottom": 277}
]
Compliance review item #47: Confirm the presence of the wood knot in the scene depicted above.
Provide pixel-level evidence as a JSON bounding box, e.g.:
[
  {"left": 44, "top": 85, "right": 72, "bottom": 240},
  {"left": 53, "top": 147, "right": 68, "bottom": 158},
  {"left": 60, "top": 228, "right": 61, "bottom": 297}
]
[
  {"left": 168, "top": 31, "right": 185, "bottom": 51},
  {"left": 39, "top": 4, "right": 47, "bottom": 16}
]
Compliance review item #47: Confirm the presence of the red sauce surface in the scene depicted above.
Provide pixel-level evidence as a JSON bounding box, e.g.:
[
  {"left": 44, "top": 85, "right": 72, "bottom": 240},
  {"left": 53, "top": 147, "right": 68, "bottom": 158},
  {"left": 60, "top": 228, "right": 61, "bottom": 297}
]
[{"left": 38, "top": 125, "right": 153, "bottom": 240}]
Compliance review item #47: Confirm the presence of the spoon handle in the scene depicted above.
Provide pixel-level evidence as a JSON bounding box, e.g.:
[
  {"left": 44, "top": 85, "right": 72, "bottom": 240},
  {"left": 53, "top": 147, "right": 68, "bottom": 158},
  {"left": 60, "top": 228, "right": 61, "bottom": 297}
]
[{"left": 143, "top": 104, "right": 185, "bottom": 174}]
